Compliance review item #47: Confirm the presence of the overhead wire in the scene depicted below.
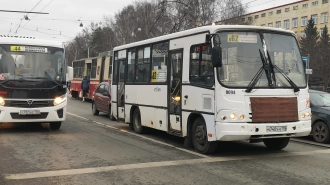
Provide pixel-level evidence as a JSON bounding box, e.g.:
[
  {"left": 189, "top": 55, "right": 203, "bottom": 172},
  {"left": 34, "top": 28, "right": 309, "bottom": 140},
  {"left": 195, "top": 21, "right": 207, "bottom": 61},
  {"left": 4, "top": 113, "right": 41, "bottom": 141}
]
[{"left": 13, "top": 0, "right": 43, "bottom": 34}]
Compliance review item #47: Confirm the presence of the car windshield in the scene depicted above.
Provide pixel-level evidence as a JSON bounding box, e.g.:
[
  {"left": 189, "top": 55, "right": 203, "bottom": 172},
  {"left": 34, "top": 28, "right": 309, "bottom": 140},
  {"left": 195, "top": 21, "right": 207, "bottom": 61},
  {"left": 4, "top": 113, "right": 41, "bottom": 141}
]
[
  {"left": 217, "top": 31, "right": 306, "bottom": 88},
  {"left": 0, "top": 45, "right": 66, "bottom": 84},
  {"left": 310, "top": 92, "right": 330, "bottom": 107}
]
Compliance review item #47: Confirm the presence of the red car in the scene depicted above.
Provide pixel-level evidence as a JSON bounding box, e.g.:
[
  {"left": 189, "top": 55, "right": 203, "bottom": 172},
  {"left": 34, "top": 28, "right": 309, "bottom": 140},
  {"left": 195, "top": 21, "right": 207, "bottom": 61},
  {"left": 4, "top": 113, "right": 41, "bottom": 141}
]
[{"left": 92, "top": 82, "right": 115, "bottom": 120}]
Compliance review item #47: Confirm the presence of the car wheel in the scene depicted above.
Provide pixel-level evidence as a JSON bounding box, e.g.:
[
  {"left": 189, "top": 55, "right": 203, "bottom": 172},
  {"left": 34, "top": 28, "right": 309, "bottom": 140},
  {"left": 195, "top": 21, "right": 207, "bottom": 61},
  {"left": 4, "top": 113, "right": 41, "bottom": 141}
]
[
  {"left": 92, "top": 102, "right": 99, "bottom": 115},
  {"left": 191, "top": 117, "right": 217, "bottom": 154},
  {"left": 312, "top": 121, "right": 330, "bottom": 143}
]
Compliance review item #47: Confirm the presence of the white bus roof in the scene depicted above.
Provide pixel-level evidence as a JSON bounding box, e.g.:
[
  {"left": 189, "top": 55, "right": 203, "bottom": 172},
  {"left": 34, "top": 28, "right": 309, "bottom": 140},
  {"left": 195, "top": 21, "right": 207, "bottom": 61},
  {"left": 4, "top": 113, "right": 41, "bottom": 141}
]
[
  {"left": 113, "top": 25, "right": 295, "bottom": 51},
  {"left": 0, "top": 36, "right": 63, "bottom": 48}
]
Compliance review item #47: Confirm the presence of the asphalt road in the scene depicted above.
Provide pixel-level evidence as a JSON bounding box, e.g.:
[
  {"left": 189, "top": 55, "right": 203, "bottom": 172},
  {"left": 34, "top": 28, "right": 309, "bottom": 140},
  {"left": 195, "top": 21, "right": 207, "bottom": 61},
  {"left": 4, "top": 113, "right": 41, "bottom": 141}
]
[{"left": 1, "top": 96, "right": 330, "bottom": 185}]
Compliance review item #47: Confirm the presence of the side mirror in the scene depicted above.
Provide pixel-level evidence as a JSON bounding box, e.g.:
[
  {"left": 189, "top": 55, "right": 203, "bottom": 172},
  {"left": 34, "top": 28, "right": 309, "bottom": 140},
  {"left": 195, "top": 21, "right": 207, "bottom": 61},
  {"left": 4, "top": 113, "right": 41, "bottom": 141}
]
[{"left": 211, "top": 46, "right": 222, "bottom": 68}]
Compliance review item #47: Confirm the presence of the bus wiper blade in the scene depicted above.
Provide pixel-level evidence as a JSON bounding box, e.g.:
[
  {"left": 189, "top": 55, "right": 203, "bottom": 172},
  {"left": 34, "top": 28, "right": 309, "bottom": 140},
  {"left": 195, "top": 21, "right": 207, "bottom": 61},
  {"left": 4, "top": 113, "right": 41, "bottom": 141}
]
[
  {"left": 245, "top": 67, "right": 264, "bottom": 93},
  {"left": 273, "top": 65, "right": 300, "bottom": 92},
  {"left": 245, "top": 49, "right": 268, "bottom": 93}
]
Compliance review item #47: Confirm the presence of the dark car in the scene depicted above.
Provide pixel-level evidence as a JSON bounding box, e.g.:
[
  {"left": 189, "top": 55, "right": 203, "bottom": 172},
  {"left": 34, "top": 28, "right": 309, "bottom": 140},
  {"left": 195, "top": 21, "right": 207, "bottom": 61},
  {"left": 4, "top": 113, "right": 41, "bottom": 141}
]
[
  {"left": 309, "top": 90, "right": 330, "bottom": 143},
  {"left": 92, "top": 82, "right": 115, "bottom": 120}
]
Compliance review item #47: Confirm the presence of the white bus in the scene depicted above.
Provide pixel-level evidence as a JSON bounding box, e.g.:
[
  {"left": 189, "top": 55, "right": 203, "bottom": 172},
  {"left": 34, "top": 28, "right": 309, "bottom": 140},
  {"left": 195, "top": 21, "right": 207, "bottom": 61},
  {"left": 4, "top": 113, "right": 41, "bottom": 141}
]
[
  {"left": 111, "top": 25, "right": 311, "bottom": 154},
  {"left": 0, "top": 35, "right": 73, "bottom": 129}
]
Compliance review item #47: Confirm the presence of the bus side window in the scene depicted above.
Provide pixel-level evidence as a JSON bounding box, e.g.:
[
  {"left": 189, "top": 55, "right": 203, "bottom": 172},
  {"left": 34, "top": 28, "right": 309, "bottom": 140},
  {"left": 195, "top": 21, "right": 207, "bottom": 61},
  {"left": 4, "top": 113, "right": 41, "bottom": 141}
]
[{"left": 189, "top": 44, "right": 214, "bottom": 86}]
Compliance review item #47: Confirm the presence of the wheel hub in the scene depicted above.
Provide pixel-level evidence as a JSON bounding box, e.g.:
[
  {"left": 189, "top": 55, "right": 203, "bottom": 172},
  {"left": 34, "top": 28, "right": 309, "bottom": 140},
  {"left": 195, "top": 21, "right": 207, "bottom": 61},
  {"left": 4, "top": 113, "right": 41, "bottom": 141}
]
[
  {"left": 315, "top": 125, "right": 327, "bottom": 141},
  {"left": 195, "top": 125, "right": 206, "bottom": 145}
]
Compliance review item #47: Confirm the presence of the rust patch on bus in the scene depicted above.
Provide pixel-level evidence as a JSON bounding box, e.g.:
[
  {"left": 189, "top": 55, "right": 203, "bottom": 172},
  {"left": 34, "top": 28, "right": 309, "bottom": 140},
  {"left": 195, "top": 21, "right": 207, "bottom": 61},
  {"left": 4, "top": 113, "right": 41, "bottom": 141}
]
[{"left": 250, "top": 97, "right": 298, "bottom": 123}]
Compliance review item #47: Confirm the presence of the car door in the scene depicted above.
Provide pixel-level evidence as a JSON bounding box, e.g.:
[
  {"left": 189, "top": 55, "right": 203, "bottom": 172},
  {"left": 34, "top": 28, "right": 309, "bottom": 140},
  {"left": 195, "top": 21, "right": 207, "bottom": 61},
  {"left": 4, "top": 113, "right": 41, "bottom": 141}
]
[
  {"left": 103, "top": 84, "right": 111, "bottom": 113},
  {"left": 95, "top": 84, "right": 105, "bottom": 112}
]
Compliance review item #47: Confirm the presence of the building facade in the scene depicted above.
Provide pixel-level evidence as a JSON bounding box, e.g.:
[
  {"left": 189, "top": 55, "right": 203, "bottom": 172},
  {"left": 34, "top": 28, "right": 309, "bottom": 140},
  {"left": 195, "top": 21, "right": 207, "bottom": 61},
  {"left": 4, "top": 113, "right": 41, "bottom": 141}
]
[{"left": 219, "top": 0, "right": 330, "bottom": 39}]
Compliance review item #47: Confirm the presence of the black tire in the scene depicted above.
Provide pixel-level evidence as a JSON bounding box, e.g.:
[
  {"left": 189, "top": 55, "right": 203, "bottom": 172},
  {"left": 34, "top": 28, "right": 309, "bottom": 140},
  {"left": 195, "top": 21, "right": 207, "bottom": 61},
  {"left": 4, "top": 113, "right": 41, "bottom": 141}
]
[
  {"left": 132, "top": 108, "right": 146, "bottom": 134},
  {"left": 312, "top": 121, "right": 330, "bottom": 143},
  {"left": 263, "top": 138, "right": 290, "bottom": 150},
  {"left": 191, "top": 117, "right": 217, "bottom": 154},
  {"left": 128, "top": 123, "right": 134, "bottom": 130},
  {"left": 92, "top": 102, "right": 99, "bottom": 115},
  {"left": 50, "top": 122, "right": 62, "bottom": 130},
  {"left": 72, "top": 91, "right": 78, "bottom": 98}
]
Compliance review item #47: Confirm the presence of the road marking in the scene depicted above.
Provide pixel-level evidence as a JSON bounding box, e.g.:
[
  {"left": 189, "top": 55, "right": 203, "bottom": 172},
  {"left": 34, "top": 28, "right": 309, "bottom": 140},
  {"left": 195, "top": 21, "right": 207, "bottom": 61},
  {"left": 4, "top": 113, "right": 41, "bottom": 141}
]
[
  {"left": 291, "top": 138, "right": 330, "bottom": 148},
  {"left": 5, "top": 149, "right": 330, "bottom": 180},
  {"left": 66, "top": 112, "right": 209, "bottom": 158},
  {"left": 67, "top": 112, "right": 89, "bottom": 120}
]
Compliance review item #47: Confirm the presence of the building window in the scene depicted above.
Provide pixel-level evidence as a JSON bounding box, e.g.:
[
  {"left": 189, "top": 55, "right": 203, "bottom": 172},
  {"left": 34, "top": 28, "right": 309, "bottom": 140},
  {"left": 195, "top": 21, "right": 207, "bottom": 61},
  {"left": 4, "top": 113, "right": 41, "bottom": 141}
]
[
  {"left": 151, "top": 42, "right": 169, "bottom": 83},
  {"left": 248, "top": 17, "right": 252, "bottom": 21},
  {"left": 302, "top": 3, "right": 308, "bottom": 8},
  {"left": 190, "top": 44, "right": 213, "bottom": 86},
  {"left": 277, "top": 9, "right": 281, "bottom": 14},
  {"left": 261, "top": 13, "right": 266, "bottom": 17},
  {"left": 292, "top": 18, "right": 298, "bottom": 28},
  {"left": 321, "top": 12, "right": 328, "bottom": 23},
  {"left": 293, "top": 5, "right": 298, "bottom": 10},
  {"left": 312, "top": 1, "right": 318, "bottom": 6},
  {"left": 268, "top": 23, "right": 273, "bottom": 27},
  {"left": 301, "top": 16, "right": 308, "bottom": 26},
  {"left": 255, "top": 15, "right": 259, "bottom": 19},
  {"left": 284, "top": 20, "right": 290, "bottom": 29},
  {"left": 261, "top": 24, "right": 266, "bottom": 26},
  {"left": 285, "top": 8, "right": 290, "bottom": 12},
  {"left": 312, "top": 14, "right": 318, "bottom": 24},
  {"left": 322, "top": 0, "right": 328, "bottom": 4},
  {"left": 241, "top": 18, "right": 245, "bottom": 22},
  {"left": 269, "top": 11, "right": 273, "bottom": 16},
  {"left": 275, "top": 21, "right": 281, "bottom": 28}
]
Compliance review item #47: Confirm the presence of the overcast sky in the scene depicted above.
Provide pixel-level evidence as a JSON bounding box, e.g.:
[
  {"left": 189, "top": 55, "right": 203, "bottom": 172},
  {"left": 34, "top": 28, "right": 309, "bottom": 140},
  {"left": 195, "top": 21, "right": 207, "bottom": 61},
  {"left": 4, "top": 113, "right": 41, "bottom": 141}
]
[{"left": 0, "top": 0, "right": 297, "bottom": 43}]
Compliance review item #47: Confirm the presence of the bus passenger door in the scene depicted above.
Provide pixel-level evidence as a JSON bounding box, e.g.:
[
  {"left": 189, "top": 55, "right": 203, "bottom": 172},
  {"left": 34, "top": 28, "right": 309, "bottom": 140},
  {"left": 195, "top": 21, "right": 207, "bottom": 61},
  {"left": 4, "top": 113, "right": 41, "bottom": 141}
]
[
  {"left": 117, "top": 59, "right": 125, "bottom": 120},
  {"left": 168, "top": 50, "right": 183, "bottom": 134}
]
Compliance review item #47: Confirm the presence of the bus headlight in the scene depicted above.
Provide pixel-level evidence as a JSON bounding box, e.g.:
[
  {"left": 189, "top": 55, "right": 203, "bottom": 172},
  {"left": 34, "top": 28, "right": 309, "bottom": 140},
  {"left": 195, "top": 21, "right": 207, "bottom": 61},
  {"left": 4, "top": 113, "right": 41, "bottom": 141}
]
[
  {"left": 54, "top": 95, "right": 67, "bottom": 106},
  {"left": 0, "top": 97, "right": 4, "bottom": 106}
]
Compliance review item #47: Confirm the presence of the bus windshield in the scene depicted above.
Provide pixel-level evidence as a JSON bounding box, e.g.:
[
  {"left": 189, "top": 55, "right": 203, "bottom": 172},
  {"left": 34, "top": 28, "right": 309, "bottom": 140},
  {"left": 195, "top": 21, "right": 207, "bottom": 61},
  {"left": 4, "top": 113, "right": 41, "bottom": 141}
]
[
  {"left": 217, "top": 31, "right": 306, "bottom": 88},
  {"left": 0, "top": 45, "right": 65, "bottom": 84}
]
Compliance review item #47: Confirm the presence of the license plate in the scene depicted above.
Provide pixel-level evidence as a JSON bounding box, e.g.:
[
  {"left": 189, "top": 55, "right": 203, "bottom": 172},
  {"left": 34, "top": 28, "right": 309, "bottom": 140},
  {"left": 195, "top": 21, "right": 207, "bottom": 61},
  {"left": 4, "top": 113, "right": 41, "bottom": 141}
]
[
  {"left": 19, "top": 110, "right": 40, "bottom": 115},
  {"left": 266, "top": 126, "right": 287, "bottom": 132}
]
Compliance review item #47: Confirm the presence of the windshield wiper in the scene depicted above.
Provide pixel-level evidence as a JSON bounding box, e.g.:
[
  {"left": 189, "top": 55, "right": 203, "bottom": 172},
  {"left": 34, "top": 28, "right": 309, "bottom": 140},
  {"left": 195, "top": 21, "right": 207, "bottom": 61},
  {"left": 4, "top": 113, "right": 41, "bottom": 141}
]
[
  {"left": 245, "top": 49, "right": 269, "bottom": 93},
  {"left": 245, "top": 49, "right": 272, "bottom": 93},
  {"left": 265, "top": 50, "right": 299, "bottom": 92}
]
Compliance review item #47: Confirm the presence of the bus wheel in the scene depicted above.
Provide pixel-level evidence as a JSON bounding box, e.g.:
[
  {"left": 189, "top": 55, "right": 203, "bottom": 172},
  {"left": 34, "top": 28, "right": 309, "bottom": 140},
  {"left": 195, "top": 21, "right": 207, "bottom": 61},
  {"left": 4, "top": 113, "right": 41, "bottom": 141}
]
[
  {"left": 263, "top": 138, "right": 290, "bottom": 150},
  {"left": 133, "top": 108, "right": 145, "bottom": 134},
  {"left": 50, "top": 122, "right": 62, "bottom": 130},
  {"left": 192, "top": 117, "right": 217, "bottom": 154},
  {"left": 92, "top": 102, "right": 99, "bottom": 115}
]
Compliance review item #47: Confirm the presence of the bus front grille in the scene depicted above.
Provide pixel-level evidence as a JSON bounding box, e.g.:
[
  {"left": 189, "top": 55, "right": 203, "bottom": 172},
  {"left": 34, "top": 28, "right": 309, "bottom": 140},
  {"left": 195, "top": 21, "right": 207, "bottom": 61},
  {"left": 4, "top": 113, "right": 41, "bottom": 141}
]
[{"left": 5, "top": 100, "right": 52, "bottom": 108}]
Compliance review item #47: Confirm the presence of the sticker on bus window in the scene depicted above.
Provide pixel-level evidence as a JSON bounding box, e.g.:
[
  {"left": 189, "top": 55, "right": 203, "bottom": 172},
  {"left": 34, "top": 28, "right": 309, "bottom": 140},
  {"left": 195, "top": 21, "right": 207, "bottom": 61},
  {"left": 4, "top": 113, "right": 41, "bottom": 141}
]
[
  {"left": 227, "top": 34, "right": 258, "bottom": 43},
  {"left": 151, "top": 69, "right": 167, "bottom": 82},
  {"left": 10, "top": 46, "right": 47, "bottom": 53}
]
